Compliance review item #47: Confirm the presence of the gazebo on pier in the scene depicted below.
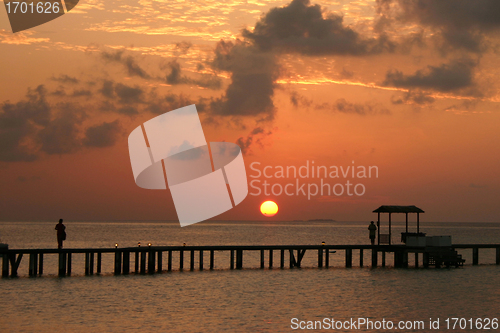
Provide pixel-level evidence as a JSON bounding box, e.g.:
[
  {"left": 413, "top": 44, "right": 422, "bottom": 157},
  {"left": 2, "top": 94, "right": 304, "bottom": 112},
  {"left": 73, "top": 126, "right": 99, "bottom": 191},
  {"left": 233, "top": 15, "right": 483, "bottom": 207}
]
[{"left": 373, "top": 205, "right": 425, "bottom": 245}]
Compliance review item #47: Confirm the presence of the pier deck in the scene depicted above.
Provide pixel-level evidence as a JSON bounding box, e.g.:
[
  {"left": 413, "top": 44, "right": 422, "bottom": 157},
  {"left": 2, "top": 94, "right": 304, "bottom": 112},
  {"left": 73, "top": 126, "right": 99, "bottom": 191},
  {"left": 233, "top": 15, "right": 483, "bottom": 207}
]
[{"left": 1, "top": 244, "right": 499, "bottom": 278}]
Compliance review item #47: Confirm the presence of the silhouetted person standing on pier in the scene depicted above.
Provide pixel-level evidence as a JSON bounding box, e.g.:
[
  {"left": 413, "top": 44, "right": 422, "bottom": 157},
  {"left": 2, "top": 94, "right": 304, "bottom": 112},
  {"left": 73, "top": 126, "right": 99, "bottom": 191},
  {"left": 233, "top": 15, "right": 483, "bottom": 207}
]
[
  {"left": 368, "top": 221, "right": 377, "bottom": 245},
  {"left": 55, "top": 219, "right": 66, "bottom": 249}
]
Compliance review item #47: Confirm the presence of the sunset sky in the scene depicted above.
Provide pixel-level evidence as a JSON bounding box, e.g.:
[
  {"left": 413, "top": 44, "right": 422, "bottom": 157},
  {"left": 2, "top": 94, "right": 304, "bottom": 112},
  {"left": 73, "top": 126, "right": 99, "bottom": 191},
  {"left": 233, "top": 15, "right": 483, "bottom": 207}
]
[{"left": 1, "top": 0, "right": 499, "bottom": 223}]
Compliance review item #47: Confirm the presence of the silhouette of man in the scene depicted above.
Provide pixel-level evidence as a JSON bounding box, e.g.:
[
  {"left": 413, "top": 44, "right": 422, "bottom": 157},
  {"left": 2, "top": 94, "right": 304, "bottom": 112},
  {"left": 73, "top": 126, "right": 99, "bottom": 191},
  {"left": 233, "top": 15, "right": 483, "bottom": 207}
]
[
  {"left": 368, "top": 221, "right": 377, "bottom": 245},
  {"left": 55, "top": 219, "right": 66, "bottom": 249}
]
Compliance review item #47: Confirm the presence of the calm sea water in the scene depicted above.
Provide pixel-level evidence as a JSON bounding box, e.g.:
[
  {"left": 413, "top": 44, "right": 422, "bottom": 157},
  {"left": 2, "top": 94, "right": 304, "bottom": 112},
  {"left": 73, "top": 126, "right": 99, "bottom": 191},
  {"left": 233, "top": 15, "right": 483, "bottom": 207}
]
[{"left": 1, "top": 221, "right": 499, "bottom": 332}]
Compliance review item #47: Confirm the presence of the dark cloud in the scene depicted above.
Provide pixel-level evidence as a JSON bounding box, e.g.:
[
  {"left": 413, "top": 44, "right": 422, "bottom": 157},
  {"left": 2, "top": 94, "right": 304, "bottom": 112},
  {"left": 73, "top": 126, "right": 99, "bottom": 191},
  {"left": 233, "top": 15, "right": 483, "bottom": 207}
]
[
  {"left": 174, "top": 41, "right": 192, "bottom": 55},
  {"left": 51, "top": 75, "right": 79, "bottom": 84},
  {"left": 1, "top": 82, "right": 126, "bottom": 162},
  {"left": 316, "top": 98, "right": 390, "bottom": 115},
  {"left": 443, "top": 100, "right": 478, "bottom": 114},
  {"left": 72, "top": 89, "right": 92, "bottom": 97},
  {"left": 235, "top": 127, "right": 272, "bottom": 154},
  {"left": 117, "top": 106, "right": 139, "bottom": 116},
  {"left": 391, "top": 90, "right": 435, "bottom": 105},
  {"left": 165, "top": 60, "right": 183, "bottom": 85},
  {"left": 383, "top": 59, "right": 478, "bottom": 92},
  {"left": 210, "top": 41, "right": 279, "bottom": 119},
  {"left": 243, "top": 0, "right": 395, "bottom": 55},
  {"left": 101, "top": 50, "right": 151, "bottom": 79},
  {"left": 340, "top": 67, "right": 354, "bottom": 79},
  {"left": 206, "top": 0, "right": 398, "bottom": 122},
  {"left": 114, "top": 83, "right": 144, "bottom": 104},
  {"left": 83, "top": 120, "right": 121, "bottom": 148},
  {"left": 146, "top": 91, "right": 207, "bottom": 115},
  {"left": 0, "top": 85, "right": 50, "bottom": 162},
  {"left": 99, "top": 80, "right": 115, "bottom": 98},
  {"left": 163, "top": 59, "right": 221, "bottom": 89},
  {"left": 290, "top": 91, "right": 313, "bottom": 108},
  {"left": 51, "top": 88, "right": 66, "bottom": 96},
  {"left": 37, "top": 104, "right": 86, "bottom": 155},
  {"left": 377, "top": 0, "right": 500, "bottom": 53},
  {"left": 2, "top": 85, "right": 50, "bottom": 126},
  {"left": 96, "top": 84, "right": 140, "bottom": 115},
  {"left": 100, "top": 48, "right": 221, "bottom": 89}
]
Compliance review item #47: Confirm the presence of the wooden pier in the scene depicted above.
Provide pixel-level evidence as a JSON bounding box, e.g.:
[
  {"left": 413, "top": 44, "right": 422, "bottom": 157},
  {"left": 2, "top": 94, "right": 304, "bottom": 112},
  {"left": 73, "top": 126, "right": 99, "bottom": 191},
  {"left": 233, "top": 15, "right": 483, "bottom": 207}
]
[{"left": 1, "top": 244, "right": 499, "bottom": 278}]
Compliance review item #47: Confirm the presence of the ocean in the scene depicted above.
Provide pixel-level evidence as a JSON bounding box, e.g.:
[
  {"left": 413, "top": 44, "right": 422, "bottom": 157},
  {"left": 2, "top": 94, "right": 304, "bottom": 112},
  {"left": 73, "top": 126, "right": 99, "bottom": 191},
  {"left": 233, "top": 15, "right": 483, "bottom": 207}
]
[{"left": 1, "top": 221, "right": 499, "bottom": 332}]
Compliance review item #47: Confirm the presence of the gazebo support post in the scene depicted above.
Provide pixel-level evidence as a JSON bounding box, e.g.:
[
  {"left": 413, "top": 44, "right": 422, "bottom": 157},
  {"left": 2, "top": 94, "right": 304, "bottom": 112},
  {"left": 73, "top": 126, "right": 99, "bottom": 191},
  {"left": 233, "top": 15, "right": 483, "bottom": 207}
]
[
  {"left": 377, "top": 212, "right": 381, "bottom": 245},
  {"left": 405, "top": 212, "right": 408, "bottom": 233},
  {"left": 417, "top": 213, "right": 420, "bottom": 233},
  {"left": 389, "top": 213, "right": 392, "bottom": 245}
]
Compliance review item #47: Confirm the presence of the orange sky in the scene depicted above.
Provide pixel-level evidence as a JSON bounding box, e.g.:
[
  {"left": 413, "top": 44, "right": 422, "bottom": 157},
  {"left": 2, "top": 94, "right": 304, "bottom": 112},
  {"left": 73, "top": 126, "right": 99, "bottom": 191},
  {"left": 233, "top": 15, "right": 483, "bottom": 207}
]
[{"left": 0, "top": 0, "right": 499, "bottom": 223}]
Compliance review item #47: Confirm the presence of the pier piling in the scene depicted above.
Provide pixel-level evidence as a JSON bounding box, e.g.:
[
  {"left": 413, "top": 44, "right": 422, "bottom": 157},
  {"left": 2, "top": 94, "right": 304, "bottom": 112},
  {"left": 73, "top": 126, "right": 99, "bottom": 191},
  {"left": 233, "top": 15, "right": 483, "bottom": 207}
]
[
  {"left": 85, "top": 253, "right": 90, "bottom": 275},
  {"left": 2, "top": 254, "right": 9, "bottom": 277},
  {"left": 288, "top": 250, "right": 295, "bottom": 268},
  {"left": 297, "top": 249, "right": 306, "bottom": 268},
  {"left": 210, "top": 250, "right": 214, "bottom": 270},
  {"left": 29, "top": 253, "right": 37, "bottom": 276},
  {"left": 123, "top": 251, "right": 130, "bottom": 274},
  {"left": 318, "top": 249, "right": 323, "bottom": 268},
  {"left": 236, "top": 250, "right": 243, "bottom": 269},
  {"left": 199, "top": 251, "right": 203, "bottom": 271},
  {"left": 97, "top": 253, "right": 101, "bottom": 274},
  {"left": 39, "top": 253, "right": 43, "bottom": 275},
  {"left": 158, "top": 251, "right": 162, "bottom": 272},
  {"left": 190, "top": 250, "right": 195, "bottom": 271},
  {"left": 114, "top": 251, "right": 122, "bottom": 275},
  {"left": 67, "top": 253, "right": 72, "bottom": 275},
  {"left": 148, "top": 250, "right": 155, "bottom": 274},
  {"left": 345, "top": 249, "right": 352, "bottom": 268},
  {"left": 179, "top": 250, "right": 184, "bottom": 271},
  {"left": 230, "top": 250, "right": 234, "bottom": 270},
  {"left": 90, "top": 253, "right": 94, "bottom": 275},
  {"left": 423, "top": 252, "right": 429, "bottom": 268},
  {"left": 140, "top": 252, "right": 146, "bottom": 274},
  {"left": 394, "top": 251, "right": 401, "bottom": 268},
  {"left": 58, "top": 252, "right": 66, "bottom": 277},
  {"left": 168, "top": 250, "right": 172, "bottom": 271},
  {"left": 371, "top": 248, "right": 377, "bottom": 268}
]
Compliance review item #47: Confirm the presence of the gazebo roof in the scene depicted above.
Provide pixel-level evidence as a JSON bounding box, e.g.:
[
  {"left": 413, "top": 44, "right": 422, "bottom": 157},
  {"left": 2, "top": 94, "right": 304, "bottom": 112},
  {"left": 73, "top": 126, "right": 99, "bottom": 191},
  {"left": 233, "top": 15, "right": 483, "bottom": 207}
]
[{"left": 373, "top": 205, "right": 424, "bottom": 213}]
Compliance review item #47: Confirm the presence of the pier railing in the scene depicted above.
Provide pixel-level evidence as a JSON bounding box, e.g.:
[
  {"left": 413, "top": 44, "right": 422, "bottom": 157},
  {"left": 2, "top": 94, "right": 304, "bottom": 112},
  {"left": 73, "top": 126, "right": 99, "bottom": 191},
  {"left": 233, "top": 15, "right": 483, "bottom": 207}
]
[{"left": 1, "top": 244, "right": 499, "bottom": 278}]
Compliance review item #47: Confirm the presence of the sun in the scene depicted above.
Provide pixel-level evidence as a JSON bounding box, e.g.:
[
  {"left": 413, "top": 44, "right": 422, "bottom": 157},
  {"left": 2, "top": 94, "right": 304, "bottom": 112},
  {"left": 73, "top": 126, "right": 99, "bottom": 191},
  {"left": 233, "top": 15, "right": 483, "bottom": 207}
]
[{"left": 260, "top": 200, "right": 279, "bottom": 217}]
